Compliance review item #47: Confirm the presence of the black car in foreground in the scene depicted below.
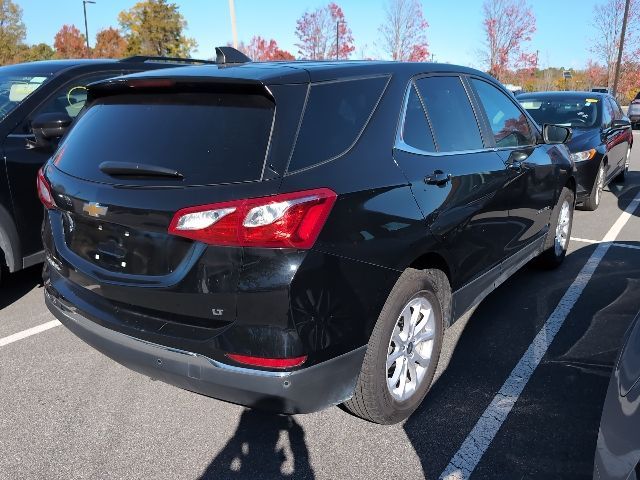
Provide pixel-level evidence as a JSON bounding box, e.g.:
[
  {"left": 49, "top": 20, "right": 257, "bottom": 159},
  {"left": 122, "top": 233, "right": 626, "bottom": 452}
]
[
  {"left": 41, "top": 59, "right": 575, "bottom": 424},
  {"left": 0, "top": 55, "right": 215, "bottom": 283},
  {"left": 519, "top": 91, "right": 633, "bottom": 211}
]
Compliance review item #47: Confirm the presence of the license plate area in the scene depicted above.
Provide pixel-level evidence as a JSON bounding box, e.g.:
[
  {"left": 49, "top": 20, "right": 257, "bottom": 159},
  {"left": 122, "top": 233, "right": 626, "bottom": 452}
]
[{"left": 62, "top": 213, "right": 192, "bottom": 276}]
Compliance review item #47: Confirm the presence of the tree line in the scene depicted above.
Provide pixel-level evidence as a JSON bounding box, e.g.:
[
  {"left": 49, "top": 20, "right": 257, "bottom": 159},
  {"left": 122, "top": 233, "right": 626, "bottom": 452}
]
[{"left": 0, "top": 0, "right": 638, "bottom": 102}]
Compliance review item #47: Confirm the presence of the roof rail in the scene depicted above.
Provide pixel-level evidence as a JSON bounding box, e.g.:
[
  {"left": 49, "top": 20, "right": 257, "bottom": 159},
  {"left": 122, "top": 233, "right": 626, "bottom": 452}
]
[
  {"left": 119, "top": 56, "right": 216, "bottom": 65},
  {"left": 215, "top": 46, "right": 252, "bottom": 65}
]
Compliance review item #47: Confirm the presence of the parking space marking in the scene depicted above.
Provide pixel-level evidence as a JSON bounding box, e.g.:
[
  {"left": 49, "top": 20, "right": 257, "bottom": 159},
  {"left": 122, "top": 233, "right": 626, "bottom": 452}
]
[
  {"left": 572, "top": 237, "right": 600, "bottom": 244},
  {"left": 0, "top": 320, "right": 61, "bottom": 348},
  {"left": 440, "top": 193, "right": 640, "bottom": 480}
]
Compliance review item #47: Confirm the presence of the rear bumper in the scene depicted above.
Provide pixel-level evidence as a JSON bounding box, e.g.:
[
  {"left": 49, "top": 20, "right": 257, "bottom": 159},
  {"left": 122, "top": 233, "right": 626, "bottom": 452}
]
[{"left": 45, "top": 290, "right": 366, "bottom": 414}]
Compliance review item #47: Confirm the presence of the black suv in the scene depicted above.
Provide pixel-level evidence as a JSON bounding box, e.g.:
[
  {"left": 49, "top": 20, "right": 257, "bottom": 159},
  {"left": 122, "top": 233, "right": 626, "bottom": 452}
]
[
  {"left": 0, "top": 55, "right": 215, "bottom": 282},
  {"left": 41, "top": 60, "right": 575, "bottom": 424}
]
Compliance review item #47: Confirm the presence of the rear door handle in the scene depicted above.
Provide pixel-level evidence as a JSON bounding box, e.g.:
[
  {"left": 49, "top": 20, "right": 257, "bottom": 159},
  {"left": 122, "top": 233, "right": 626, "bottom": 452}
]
[{"left": 424, "top": 170, "right": 451, "bottom": 186}]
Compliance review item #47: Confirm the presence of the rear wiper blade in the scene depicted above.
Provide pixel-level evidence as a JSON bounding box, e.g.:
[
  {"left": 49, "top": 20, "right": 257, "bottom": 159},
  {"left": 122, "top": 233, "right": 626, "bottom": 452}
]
[{"left": 99, "top": 161, "right": 183, "bottom": 179}]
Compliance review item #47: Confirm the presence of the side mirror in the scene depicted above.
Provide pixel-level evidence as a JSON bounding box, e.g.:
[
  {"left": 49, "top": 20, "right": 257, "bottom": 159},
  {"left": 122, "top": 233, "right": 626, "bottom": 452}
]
[
  {"left": 31, "top": 112, "right": 72, "bottom": 149},
  {"left": 612, "top": 118, "right": 631, "bottom": 128},
  {"left": 543, "top": 124, "right": 572, "bottom": 144}
]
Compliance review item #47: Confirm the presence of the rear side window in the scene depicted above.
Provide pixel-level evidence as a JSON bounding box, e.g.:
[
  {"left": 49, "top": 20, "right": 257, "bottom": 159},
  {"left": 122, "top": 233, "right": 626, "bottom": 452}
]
[
  {"left": 471, "top": 78, "right": 534, "bottom": 148},
  {"left": 414, "top": 76, "right": 483, "bottom": 152},
  {"left": 287, "top": 76, "right": 388, "bottom": 172},
  {"left": 55, "top": 93, "right": 274, "bottom": 186},
  {"left": 401, "top": 84, "right": 436, "bottom": 152}
]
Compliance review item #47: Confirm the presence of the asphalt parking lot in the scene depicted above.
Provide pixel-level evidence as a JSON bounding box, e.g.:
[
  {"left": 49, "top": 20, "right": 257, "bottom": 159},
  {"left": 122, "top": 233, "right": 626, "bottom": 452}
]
[{"left": 1, "top": 133, "right": 640, "bottom": 480}]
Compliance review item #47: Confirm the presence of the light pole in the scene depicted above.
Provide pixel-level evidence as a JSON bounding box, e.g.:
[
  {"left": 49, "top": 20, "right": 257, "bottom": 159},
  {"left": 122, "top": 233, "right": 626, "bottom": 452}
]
[
  {"left": 612, "top": 0, "right": 631, "bottom": 97},
  {"left": 83, "top": 0, "right": 96, "bottom": 56},
  {"left": 228, "top": 0, "right": 238, "bottom": 49}
]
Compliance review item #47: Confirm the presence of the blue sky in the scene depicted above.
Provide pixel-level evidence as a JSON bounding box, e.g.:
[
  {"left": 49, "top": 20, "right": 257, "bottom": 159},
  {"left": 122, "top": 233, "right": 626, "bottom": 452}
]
[{"left": 20, "top": 0, "right": 601, "bottom": 69}]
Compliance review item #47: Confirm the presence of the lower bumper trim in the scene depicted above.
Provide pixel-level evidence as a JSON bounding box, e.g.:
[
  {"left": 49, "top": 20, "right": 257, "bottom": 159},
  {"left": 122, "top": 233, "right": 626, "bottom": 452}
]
[{"left": 45, "top": 291, "right": 366, "bottom": 414}]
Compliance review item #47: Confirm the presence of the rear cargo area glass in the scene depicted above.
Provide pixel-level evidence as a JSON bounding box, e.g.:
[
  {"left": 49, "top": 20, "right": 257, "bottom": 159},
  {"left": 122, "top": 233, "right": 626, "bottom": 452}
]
[{"left": 54, "top": 93, "right": 274, "bottom": 186}]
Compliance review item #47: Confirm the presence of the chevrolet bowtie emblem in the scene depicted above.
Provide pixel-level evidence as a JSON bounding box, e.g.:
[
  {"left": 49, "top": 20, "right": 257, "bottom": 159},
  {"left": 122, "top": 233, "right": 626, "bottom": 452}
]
[{"left": 83, "top": 202, "right": 108, "bottom": 218}]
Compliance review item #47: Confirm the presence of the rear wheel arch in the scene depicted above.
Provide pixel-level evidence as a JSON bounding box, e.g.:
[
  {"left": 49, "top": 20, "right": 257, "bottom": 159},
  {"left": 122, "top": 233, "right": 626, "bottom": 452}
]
[
  {"left": 408, "top": 251, "right": 451, "bottom": 286},
  {"left": 0, "top": 204, "right": 21, "bottom": 272}
]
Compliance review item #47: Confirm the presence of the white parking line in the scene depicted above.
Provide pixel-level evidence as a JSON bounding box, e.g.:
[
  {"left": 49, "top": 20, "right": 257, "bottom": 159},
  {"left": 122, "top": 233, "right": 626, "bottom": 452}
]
[
  {"left": 0, "top": 320, "right": 61, "bottom": 348},
  {"left": 572, "top": 237, "right": 600, "bottom": 244},
  {"left": 440, "top": 192, "right": 640, "bottom": 480}
]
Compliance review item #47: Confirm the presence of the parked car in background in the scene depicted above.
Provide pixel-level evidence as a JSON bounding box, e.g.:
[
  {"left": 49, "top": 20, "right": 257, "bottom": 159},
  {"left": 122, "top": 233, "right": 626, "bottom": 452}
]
[
  {"left": 41, "top": 57, "right": 576, "bottom": 424},
  {"left": 594, "top": 311, "right": 640, "bottom": 480},
  {"left": 0, "top": 55, "right": 216, "bottom": 283},
  {"left": 592, "top": 87, "right": 610, "bottom": 94},
  {"left": 519, "top": 91, "right": 633, "bottom": 211},
  {"left": 628, "top": 92, "right": 640, "bottom": 129}
]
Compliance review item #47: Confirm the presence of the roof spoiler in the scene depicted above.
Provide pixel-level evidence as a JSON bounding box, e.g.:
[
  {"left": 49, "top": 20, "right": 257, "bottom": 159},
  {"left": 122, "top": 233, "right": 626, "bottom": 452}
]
[
  {"left": 215, "top": 46, "right": 252, "bottom": 64},
  {"left": 120, "top": 47, "right": 252, "bottom": 66}
]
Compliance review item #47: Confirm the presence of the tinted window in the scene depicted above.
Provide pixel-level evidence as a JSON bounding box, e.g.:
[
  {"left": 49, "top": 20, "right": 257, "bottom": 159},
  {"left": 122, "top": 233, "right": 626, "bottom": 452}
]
[
  {"left": 401, "top": 84, "right": 436, "bottom": 152},
  {"left": 472, "top": 79, "right": 534, "bottom": 148},
  {"left": 288, "top": 76, "right": 388, "bottom": 171},
  {"left": 608, "top": 97, "right": 622, "bottom": 119},
  {"left": 602, "top": 97, "right": 613, "bottom": 128},
  {"left": 0, "top": 72, "right": 50, "bottom": 120},
  {"left": 415, "top": 76, "right": 483, "bottom": 152},
  {"left": 520, "top": 95, "right": 601, "bottom": 128},
  {"left": 55, "top": 93, "right": 274, "bottom": 186},
  {"left": 36, "top": 72, "right": 121, "bottom": 119}
]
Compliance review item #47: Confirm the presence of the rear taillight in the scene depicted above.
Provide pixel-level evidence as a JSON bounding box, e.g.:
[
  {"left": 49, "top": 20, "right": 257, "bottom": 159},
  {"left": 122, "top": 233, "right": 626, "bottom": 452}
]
[
  {"left": 226, "top": 353, "right": 307, "bottom": 369},
  {"left": 37, "top": 167, "right": 56, "bottom": 209},
  {"left": 168, "top": 188, "right": 337, "bottom": 249}
]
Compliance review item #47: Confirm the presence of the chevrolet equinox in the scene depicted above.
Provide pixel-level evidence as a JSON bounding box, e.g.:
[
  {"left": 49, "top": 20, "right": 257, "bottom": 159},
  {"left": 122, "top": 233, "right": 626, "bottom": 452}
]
[{"left": 41, "top": 59, "right": 575, "bottom": 424}]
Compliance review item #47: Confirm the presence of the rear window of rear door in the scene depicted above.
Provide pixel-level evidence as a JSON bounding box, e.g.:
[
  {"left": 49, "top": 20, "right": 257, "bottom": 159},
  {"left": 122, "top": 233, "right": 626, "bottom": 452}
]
[{"left": 414, "top": 76, "right": 484, "bottom": 153}]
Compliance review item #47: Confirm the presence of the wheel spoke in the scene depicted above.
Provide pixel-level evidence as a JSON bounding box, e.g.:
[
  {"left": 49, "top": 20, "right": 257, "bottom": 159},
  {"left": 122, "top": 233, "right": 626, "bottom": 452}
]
[
  {"left": 407, "top": 360, "right": 418, "bottom": 386},
  {"left": 397, "top": 359, "right": 408, "bottom": 397},
  {"left": 386, "top": 348, "right": 404, "bottom": 369},
  {"left": 412, "top": 307, "right": 431, "bottom": 338},
  {"left": 388, "top": 359, "right": 403, "bottom": 387},
  {"left": 414, "top": 349, "right": 431, "bottom": 367},
  {"left": 414, "top": 329, "right": 434, "bottom": 344}
]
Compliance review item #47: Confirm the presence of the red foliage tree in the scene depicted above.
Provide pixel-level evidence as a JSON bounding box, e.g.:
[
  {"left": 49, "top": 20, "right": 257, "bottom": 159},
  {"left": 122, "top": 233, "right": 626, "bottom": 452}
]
[
  {"left": 482, "top": 0, "right": 536, "bottom": 80},
  {"left": 54, "top": 24, "right": 87, "bottom": 58},
  {"left": 379, "top": 0, "right": 429, "bottom": 62},
  {"left": 243, "top": 36, "right": 295, "bottom": 61},
  {"left": 585, "top": 60, "right": 609, "bottom": 88},
  {"left": 295, "top": 3, "right": 355, "bottom": 60},
  {"left": 93, "top": 27, "right": 128, "bottom": 58}
]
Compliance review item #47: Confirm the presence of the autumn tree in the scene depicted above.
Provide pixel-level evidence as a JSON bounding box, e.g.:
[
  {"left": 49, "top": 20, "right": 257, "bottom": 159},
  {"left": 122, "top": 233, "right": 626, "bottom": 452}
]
[
  {"left": 239, "top": 36, "right": 295, "bottom": 61},
  {"left": 54, "top": 24, "right": 87, "bottom": 59},
  {"left": 591, "top": 0, "right": 640, "bottom": 87},
  {"left": 378, "top": 0, "right": 429, "bottom": 62},
  {"left": 0, "top": 0, "right": 26, "bottom": 65},
  {"left": 295, "top": 3, "right": 355, "bottom": 60},
  {"left": 15, "top": 43, "right": 55, "bottom": 63},
  {"left": 482, "top": 0, "right": 536, "bottom": 80},
  {"left": 585, "top": 60, "right": 609, "bottom": 88},
  {"left": 118, "top": 0, "right": 197, "bottom": 57},
  {"left": 94, "top": 27, "right": 128, "bottom": 58}
]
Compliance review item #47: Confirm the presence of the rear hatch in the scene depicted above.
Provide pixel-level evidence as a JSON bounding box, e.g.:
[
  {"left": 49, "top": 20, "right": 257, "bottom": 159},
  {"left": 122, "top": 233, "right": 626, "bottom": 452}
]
[{"left": 45, "top": 74, "right": 306, "bottom": 332}]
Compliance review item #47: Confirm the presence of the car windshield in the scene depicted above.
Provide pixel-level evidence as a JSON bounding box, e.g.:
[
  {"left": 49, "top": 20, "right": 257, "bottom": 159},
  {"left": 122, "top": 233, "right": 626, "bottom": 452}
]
[
  {"left": 519, "top": 96, "right": 601, "bottom": 128},
  {"left": 0, "top": 73, "right": 51, "bottom": 120}
]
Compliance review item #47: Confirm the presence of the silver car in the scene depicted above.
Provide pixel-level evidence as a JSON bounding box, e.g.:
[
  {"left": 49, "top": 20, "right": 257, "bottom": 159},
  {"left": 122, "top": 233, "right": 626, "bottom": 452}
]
[{"left": 594, "top": 310, "right": 640, "bottom": 479}]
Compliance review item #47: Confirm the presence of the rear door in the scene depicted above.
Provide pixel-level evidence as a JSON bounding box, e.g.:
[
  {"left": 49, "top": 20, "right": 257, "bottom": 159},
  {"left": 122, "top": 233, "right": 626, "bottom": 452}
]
[
  {"left": 393, "top": 74, "right": 512, "bottom": 290},
  {"left": 607, "top": 96, "right": 630, "bottom": 176},
  {"left": 469, "top": 77, "right": 556, "bottom": 257}
]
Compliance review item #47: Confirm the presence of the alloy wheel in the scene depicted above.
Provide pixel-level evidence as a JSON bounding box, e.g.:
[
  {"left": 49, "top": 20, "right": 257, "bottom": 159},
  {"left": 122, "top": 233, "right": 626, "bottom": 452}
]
[
  {"left": 554, "top": 200, "right": 571, "bottom": 256},
  {"left": 386, "top": 295, "right": 435, "bottom": 402}
]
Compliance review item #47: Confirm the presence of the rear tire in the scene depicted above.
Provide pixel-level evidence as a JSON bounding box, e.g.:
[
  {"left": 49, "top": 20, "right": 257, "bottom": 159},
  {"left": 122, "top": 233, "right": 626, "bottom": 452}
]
[
  {"left": 535, "top": 187, "right": 574, "bottom": 270},
  {"left": 581, "top": 162, "right": 604, "bottom": 211},
  {"left": 615, "top": 148, "right": 630, "bottom": 182},
  {"left": 343, "top": 268, "right": 449, "bottom": 424}
]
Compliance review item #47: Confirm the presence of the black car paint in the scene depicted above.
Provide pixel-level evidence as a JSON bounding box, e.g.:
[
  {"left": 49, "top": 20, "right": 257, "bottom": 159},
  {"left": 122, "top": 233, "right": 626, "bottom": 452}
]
[
  {"left": 0, "top": 59, "right": 196, "bottom": 275},
  {"left": 518, "top": 91, "right": 633, "bottom": 202},
  {"left": 42, "top": 61, "right": 574, "bottom": 412}
]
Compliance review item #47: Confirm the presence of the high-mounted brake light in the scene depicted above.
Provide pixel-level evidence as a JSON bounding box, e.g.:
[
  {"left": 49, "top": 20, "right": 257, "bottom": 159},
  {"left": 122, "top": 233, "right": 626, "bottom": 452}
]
[
  {"left": 168, "top": 188, "right": 337, "bottom": 249},
  {"left": 37, "top": 167, "right": 56, "bottom": 209},
  {"left": 226, "top": 353, "right": 307, "bottom": 369}
]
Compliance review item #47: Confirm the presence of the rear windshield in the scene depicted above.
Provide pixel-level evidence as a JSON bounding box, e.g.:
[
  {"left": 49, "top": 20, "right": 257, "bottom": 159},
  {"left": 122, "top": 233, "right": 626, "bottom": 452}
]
[{"left": 55, "top": 92, "right": 274, "bottom": 186}]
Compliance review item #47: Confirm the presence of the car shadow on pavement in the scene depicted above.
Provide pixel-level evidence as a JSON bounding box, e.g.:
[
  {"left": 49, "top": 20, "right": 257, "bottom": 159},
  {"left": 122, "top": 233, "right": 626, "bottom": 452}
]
[
  {"left": 198, "top": 406, "right": 315, "bottom": 480},
  {"left": 0, "top": 264, "right": 42, "bottom": 310}
]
